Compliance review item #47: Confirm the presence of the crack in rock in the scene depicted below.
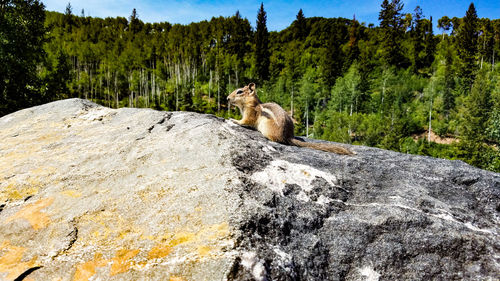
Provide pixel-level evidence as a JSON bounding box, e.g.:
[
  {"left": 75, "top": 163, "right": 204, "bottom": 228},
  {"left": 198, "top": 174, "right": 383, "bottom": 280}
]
[
  {"left": 13, "top": 266, "right": 42, "bottom": 281},
  {"left": 63, "top": 226, "right": 78, "bottom": 253}
]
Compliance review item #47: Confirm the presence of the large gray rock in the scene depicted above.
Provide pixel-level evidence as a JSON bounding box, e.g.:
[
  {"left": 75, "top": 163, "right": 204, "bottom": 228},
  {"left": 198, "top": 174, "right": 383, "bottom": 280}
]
[{"left": 0, "top": 99, "right": 498, "bottom": 281}]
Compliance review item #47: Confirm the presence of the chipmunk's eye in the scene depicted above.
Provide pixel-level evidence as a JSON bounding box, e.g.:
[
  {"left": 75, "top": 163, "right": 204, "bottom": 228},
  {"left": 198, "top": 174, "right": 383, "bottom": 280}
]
[{"left": 237, "top": 90, "right": 243, "bottom": 95}]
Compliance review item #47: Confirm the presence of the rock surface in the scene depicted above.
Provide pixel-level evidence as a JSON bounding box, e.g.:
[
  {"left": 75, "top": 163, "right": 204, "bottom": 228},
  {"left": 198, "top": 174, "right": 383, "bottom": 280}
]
[{"left": 0, "top": 99, "right": 498, "bottom": 281}]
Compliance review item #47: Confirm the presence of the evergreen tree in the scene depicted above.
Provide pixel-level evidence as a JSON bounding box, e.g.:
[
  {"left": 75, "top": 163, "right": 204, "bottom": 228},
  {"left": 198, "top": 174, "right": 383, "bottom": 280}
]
[
  {"left": 45, "top": 50, "right": 71, "bottom": 99},
  {"left": 294, "top": 9, "right": 307, "bottom": 40},
  {"left": 227, "top": 11, "right": 252, "bottom": 62},
  {"left": 378, "top": 0, "right": 406, "bottom": 67},
  {"left": 321, "top": 18, "right": 350, "bottom": 86},
  {"left": 411, "top": 6, "right": 425, "bottom": 72},
  {"left": 322, "top": 37, "right": 343, "bottom": 87},
  {"left": 411, "top": 13, "right": 437, "bottom": 74},
  {"left": 457, "top": 3, "right": 479, "bottom": 92},
  {"left": 423, "top": 17, "right": 436, "bottom": 69},
  {"left": 129, "top": 8, "right": 141, "bottom": 34},
  {"left": 255, "top": 3, "right": 270, "bottom": 81},
  {"left": 65, "top": 2, "right": 72, "bottom": 16},
  {"left": 0, "top": 0, "right": 47, "bottom": 116},
  {"left": 459, "top": 68, "right": 492, "bottom": 167},
  {"left": 63, "top": 2, "right": 74, "bottom": 30}
]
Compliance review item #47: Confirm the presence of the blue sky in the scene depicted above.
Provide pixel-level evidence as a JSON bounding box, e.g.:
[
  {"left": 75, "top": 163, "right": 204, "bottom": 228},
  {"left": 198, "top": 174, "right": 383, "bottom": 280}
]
[{"left": 42, "top": 0, "right": 499, "bottom": 31}]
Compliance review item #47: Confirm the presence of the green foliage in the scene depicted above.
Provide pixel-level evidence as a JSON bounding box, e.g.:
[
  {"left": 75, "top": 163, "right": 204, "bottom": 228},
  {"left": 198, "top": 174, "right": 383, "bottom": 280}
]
[
  {"left": 486, "top": 109, "right": 500, "bottom": 144},
  {"left": 460, "top": 68, "right": 492, "bottom": 142},
  {"left": 0, "top": 0, "right": 47, "bottom": 115},
  {"left": 255, "top": 3, "right": 270, "bottom": 81},
  {"left": 456, "top": 3, "right": 479, "bottom": 91},
  {"left": 293, "top": 9, "right": 307, "bottom": 40},
  {"left": 378, "top": 0, "right": 406, "bottom": 67},
  {"left": 1, "top": 1, "right": 499, "bottom": 172},
  {"left": 410, "top": 6, "right": 437, "bottom": 74},
  {"left": 328, "top": 63, "right": 362, "bottom": 114},
  {"left": 458, "top": 68, "right": 496, "bottom": 170}
]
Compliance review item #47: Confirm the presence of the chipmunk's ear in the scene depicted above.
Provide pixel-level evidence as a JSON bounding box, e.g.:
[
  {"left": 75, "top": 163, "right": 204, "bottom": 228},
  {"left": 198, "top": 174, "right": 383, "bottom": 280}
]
[{"left": 248, "top": 83, "right": 256, "bottom": 93}]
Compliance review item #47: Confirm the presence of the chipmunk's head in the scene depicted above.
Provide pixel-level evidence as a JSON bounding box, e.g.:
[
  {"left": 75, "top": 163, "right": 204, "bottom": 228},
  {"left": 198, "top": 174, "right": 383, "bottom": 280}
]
[{"left": 227, "top": 83, "right": 259, "bottom": 110}]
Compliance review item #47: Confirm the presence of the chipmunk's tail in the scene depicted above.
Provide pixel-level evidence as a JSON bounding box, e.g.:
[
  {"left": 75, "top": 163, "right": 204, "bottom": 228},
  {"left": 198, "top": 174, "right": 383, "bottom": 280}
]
[{"left": 289, "top": 138, "right": 355, "bottom": 155}]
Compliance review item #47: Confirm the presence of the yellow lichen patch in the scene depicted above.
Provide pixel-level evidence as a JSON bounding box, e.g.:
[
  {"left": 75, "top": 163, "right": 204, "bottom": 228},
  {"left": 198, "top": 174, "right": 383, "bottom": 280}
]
[
  {"left": 61, "top": 190, "right": 82, "bottom": 198},
  {"left": 0, "top": 240, "right": 39, "bottom": 280},
  {"left": 5, "top": 197, "right": 54, "bottom": 230},
  {"left": 197, "top": 245, "right": 212, "bottom": 257},
  {"left": 72, "top": 253, "right": 108, "bottom": 281},
  {"left": 0, "top": 182, "right": 39, "bottom": 202},
  {"left": 192, "top": 222, "right": 230, "bottom": 242},
  {"left": 169, "top": 232, "right": 196, "bottom": 247},
  {"left": 208, "top": 222, "right": 229, "bottom": 239},
  {"left": 169, "top": 276, "right": 186, "bottom": 281},
  {"left": 110, "top": 249, "right": 140, "bottom": 276},
  {"left": 76, "top": 210, "right": 148, "bottom": 251},
  {"left": 148, "top": 244, "right": 172, "bottom": 259},
  {"left": 147, "top": 221, "right": 231, "bottom": 262}
]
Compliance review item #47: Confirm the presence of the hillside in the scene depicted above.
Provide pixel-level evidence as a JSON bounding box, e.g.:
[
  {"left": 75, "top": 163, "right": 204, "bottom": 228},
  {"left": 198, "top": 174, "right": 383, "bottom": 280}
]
[{"left": 0, "top": 99, "right": 498, "bottom": 280}]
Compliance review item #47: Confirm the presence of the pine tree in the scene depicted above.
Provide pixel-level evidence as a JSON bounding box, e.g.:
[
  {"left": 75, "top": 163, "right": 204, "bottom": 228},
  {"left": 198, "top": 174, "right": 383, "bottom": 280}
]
[
  {"left": 423, "top": 17, "right": 436, "bottom": 69},
  {"left": 460, "top": 68, "right": 492, "bottom": 167},
  {"left": 129, "top": 8, "right": 141, "bottom": 34},
  {"left": 294, "top": 9, "right": 307, "bottom": 40},
  {"left": 409, "top": 7, "right": 436, "bottom": 73},
  {"left": 64, "top": 2, "right": 74, "bottom": 30},
  {"left": 411, "top": 6, "right": 425, "bottom": 72},
  {"left": 457, "top": 3, "right": 479, "bottom": 92},
  {"left": 255, "top": 3, "right": 270, "bottom": 81},
  {"left": 378, "top": 0, "right": 406, "bottom": 67},
  {"left": 65, "top": 2, "right": 72, "bottom": 16},
  {"left": 47, "top": 50, "right": 71, "bottom": 99}
]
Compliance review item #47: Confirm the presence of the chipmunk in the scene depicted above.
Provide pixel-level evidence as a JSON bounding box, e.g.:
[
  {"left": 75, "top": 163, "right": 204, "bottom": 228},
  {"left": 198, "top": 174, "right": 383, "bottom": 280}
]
[{"left": 227, "top": 83, "right": 354, "bottom": 155}]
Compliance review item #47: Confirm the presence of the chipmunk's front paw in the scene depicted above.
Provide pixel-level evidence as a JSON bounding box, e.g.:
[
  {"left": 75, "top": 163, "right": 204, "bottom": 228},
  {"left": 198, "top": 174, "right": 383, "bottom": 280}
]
[{"left": 229, "top": 118, "right": 240, "bottom": 125}]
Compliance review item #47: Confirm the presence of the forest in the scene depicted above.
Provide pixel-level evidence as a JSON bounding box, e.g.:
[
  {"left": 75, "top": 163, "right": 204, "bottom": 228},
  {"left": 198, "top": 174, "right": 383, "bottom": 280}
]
[{"left": 1, "top": 0, "right": 499, "bottom": 172}]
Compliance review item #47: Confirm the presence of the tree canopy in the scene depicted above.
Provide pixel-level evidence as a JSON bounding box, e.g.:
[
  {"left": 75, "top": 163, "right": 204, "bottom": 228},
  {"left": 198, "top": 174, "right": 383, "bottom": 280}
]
[{"left": 0, "top": 0, "right": 47, "bottom": 115}]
